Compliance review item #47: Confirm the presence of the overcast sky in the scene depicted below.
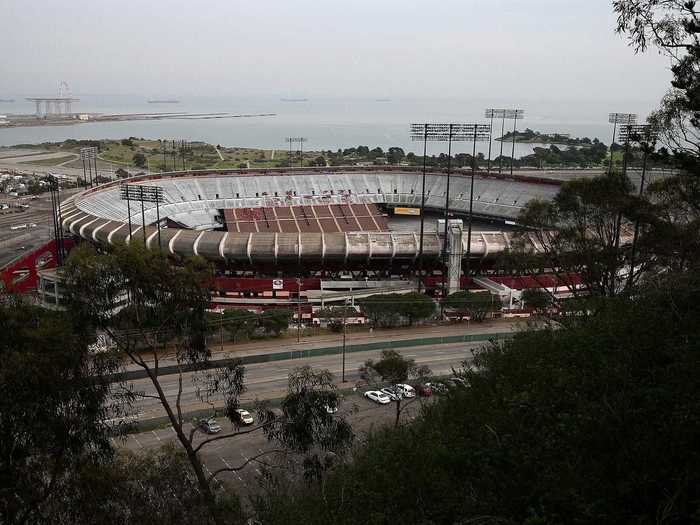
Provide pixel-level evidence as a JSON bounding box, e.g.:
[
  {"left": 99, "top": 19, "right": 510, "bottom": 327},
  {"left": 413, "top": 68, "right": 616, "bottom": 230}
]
[{"left": 0, "top": 0, "right": 671, "bottom": 102}]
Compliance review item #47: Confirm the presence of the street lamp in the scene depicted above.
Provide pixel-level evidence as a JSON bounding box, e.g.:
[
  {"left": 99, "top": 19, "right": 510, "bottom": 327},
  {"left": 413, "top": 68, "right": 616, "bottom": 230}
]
[
  {"left": 618, "top": 124, "right": 658, "bottom": 288},
  {"left": 608, "top": 113, "right": 637, "bottom": 175},
  {"left": 285, "top": 137, "right": 307, "bottom": 168}
]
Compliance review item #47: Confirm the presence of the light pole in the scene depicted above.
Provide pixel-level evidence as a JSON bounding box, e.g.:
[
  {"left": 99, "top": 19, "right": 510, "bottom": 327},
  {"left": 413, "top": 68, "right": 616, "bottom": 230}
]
[
  {"left": 296, "top": 277, "right": 302, "bottom": 343},
  {"left": 608, "top": 113, "right": 637, "bottom": 175},
  {"left": 505, "top": 109, "right": 525, "bottom": 175},
  {"left": 618, "top": 124, "right": 658, "bottom": 289},
  {"left": 484, "top": 109, "right": 504, "bottom": 174},
  {"left": 409, "top": 123, "right": 429, "bottom": 292},
  {"left": 342, "top": 297, "right": 348, "bottom": 382},
  {"left": 285, "top": 137, "right": 307, "bottom": 168},
  {"left": 464, "top": 124, "right": 491, "bottom": 276},
  {"left": 410, "top": 123, "right": 475, "bottom": 302},
  {"left": 120, "top": 184, "right": 164, "bottom": 248}
]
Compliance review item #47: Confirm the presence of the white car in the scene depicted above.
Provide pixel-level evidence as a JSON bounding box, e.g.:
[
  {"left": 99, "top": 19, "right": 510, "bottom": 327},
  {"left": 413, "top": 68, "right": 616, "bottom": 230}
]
[
  {"left": 364, "top": 390, "right": 391, "bottom": 404},
  {"left": 199, "top": 418, "right": 222, "bottom": 434},
  {"left": 380, "top": 387, "right": 402, "bottom": 401},
  {"left": 233, "top": 409, "right": 254, "bottom": 425},
  {"left": 324, "top": 403, "right": 339, "bottom": 414},
  {"left": 396, "top": 384, "right": 416, "bottom": 398}
]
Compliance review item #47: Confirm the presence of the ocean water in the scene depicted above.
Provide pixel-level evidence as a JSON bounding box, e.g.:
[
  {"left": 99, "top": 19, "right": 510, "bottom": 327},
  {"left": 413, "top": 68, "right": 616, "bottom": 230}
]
[{"left": 0, "top": 95, "right": 658, "bottom": 157}]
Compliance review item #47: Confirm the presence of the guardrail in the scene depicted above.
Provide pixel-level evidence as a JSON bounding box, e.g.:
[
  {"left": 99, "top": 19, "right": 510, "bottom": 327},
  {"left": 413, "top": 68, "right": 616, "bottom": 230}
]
[{"left": 112, "top": 331, "right": 514, "bottom": 383}]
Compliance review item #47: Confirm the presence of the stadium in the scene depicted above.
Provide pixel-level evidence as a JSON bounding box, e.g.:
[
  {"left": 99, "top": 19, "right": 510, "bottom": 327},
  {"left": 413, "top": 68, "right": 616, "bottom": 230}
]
[{"left": 53, "top": 166, "right": 566, "bottom": 311}]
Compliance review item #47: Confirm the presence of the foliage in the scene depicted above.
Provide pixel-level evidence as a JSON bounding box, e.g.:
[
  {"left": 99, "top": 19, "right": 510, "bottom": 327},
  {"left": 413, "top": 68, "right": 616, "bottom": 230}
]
[
  {"left": 254, "top": 273, "right": 700, "bottom": 524},
  {"left": 46, "top": 445, "right": 242, "bottom": 525},
  {"left": 358, "top": 293, "right": 434, "bottom": 327},
  {"left": 521, "top": 287, "right": 553, "bottom": 311},
  {"left": 507, "top": 173, "right": 644, "bottom": 298},
  {"left": 259, "top": 308, "right": 293, "bottom": 336},
  {"left": 441, "top": 290, "right": 500, "bottom": 321},
  {"left": 359, "top": 350, "right": 431, "bottom": 427},
  {"left": 0, "top": 297, "right": 123, "bottom": 524},
  {"left": 132, "top": 152, "right": 147, "bottom": 167}
]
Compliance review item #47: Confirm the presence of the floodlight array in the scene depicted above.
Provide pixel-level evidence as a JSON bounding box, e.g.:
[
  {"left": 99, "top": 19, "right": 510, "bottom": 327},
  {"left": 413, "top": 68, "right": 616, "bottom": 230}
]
[
  {"left": 285, "top": 137, "right": 307, "bottom": 143},
  {"left": 409, "top": 123, "right": 491, "bottom": 141},
  {"left": 80, "top": 146, "right": 97, "bottom": 159},
  {"left": 120, "top": 184, "right": 164, "bottom": 203},
  {"left": 618, "top": 124, "right": 659, "bottom": 144},
  {"left": 504, "top": 109, "right": 525, "bottom": 119},
  {"left": 608, "top": 113, "right": 637, "bottom": 125},
  {"left": 485, "top": 108, "right": 507, "bottom": 118}
]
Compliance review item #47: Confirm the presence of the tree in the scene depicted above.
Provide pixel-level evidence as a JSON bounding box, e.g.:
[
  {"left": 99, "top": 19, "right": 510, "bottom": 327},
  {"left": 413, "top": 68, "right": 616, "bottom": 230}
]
[
  {"left": 254, "top": 272, "right": 700, "bottom": 524},
  {"left": 441, "top": 290, "right": 500, "bottom": 321},
  {"left": 359, "top": 350, "right": 431, "bottom": 427},
  {"left": 394, "top": 292, "right": 435, "bottom": 326},
  {"left": 132, "top": 152, "right": 147, "bottom": 168},
  {"left": 387, "top": 147, "right": 405, "bottom": 164},
  {"left": 521, "top": 288, "right": 552, "bottom": 312},
  {"left": 0, "top": 297, "right": 124, "bottom": 524},
  {"left": 503, "top": 173, "right": 647, "bottom": 299},
  {"left": 358, "top": 293, "right": 434, "bottom": 328},
  {"left": 46, "top": 444, "right": 242, "bottom": 524},
  {"left": 62, "top": 244, "right": 352, "bottom": 524},
  {"left": 259, "top": 308, "right": 293, "bottom": 336},
  {"left": 219, "top": 308, "right": 257, "bottom": 342}
]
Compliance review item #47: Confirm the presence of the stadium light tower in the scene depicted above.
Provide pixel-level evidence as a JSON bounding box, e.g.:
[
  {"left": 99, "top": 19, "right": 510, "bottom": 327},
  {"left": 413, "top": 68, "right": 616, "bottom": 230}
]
[
  {"left": 80, "top": 147, "right": 98, "bottom": 188},
  {"left": 505, "top": 109, "right": 525, "bottom": 175},
  {"left": 608, "top": 113, "right": 637, "bottom": 175},
  {"left": 410, "top": 123, "right": 477, "bottom": 299},
  {"left": 120, "top": 184, "right": 165, "bottom": 248},
  {"left": 484, "top": 109, "right": 506, "bottom": 174},
  {"left": 47, "top": 175, "right": 66, "bottom": 266},
  {"left": 463, "top": 124, "right": 491, "bottom": 276},
  {"left": 618, "top": 124, "right": 658, "bottom": 289},
  {"left": 285, "top": 137, "right": 307, "bottom": 168}
]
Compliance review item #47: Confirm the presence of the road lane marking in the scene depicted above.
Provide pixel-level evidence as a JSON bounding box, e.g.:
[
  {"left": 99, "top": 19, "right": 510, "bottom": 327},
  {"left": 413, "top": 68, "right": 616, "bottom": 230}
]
[{"left": 152, "top": 430, "right": 161, "bottom": 442}]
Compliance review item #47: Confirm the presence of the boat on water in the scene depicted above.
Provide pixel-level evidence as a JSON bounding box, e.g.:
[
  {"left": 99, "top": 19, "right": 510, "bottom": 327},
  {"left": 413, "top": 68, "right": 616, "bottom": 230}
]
[
  {"left": 0, "top": 99, "right": 15, "bottom": 103},
  {"left": 147, "top": 100, "right": 180, "bottom": 104},
  {"left": 280, "top": 98, "right": 308, "bottom": 102}
]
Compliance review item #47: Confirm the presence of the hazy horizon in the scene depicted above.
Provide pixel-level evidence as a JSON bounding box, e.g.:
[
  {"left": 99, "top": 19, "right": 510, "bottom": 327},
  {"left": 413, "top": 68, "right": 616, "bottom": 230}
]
[{"left": 1, "top": 0, "right": 673, "bottom": 104}]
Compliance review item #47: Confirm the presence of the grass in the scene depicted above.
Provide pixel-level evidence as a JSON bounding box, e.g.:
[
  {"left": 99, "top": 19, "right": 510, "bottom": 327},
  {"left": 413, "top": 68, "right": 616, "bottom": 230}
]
[{"left": 18, "top": 154, "right": 77, "bottom": 166}]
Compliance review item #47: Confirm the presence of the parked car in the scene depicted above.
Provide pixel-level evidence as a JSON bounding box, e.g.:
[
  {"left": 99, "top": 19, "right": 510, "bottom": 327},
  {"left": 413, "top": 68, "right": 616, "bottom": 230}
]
[
  {"left": 414, "top": 384, "right": 433, "bottom": 397},
  {"left": 425, "top": 382, "right": 449, "bottom": 395},
  {"left": 233, "top": 408, "right": 254, "bottom": 425},
  {"left": 396, "top": 384, "right": 416, "bottom": 398},
  {"left": 199, "top": 418, "right": 222, "bottom": 434},
  {"left": 380, "top": 387, "right": 402, "bottom": 401},
  {"left": 364, "top": 390, "right": 391, "bottom": 404}
]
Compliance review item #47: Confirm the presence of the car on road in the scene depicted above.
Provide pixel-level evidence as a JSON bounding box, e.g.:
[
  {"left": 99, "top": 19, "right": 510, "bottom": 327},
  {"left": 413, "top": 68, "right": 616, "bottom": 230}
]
[
  {"left": 364, "top": 390, "right": 391, "bottom": 404},
  {"left": 380, "top": 387, "right": 402, "bottom": 401},
  {"left": 233, "top": 408, "right": 254, "bottom": 425},
  {"left": 396, "top": 384, "right": 416, "bottom": 398},
  {"left": 199, "top": 418, "right": 222, "bottom": 434}
]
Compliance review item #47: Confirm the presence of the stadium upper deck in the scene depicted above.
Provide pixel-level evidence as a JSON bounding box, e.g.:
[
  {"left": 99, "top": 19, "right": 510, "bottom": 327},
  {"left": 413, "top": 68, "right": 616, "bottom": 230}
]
[{"left": 59, "top": 167, "right": 559, "bottom": 265}]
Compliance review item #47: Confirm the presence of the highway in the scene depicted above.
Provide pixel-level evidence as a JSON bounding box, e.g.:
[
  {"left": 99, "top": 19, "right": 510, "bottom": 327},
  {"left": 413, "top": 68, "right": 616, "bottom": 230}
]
[{"left": 121, "top": 340, "right": 483, "bottom": 421}]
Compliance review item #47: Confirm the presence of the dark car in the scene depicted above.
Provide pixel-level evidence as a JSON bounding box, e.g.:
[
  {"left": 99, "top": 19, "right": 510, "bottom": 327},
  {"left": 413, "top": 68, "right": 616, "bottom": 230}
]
[{"left": 414, "top": 383, "right": 433, "bottom": 397}]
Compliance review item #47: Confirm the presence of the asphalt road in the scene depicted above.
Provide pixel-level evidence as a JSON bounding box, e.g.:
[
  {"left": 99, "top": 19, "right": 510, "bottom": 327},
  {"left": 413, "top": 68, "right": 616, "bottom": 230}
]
[
  {"left": 118, "top": 378, "right": 430, "bottom": 494},
  {"left": 119, "top": 340, "right": 481, "bottom": 421}
]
